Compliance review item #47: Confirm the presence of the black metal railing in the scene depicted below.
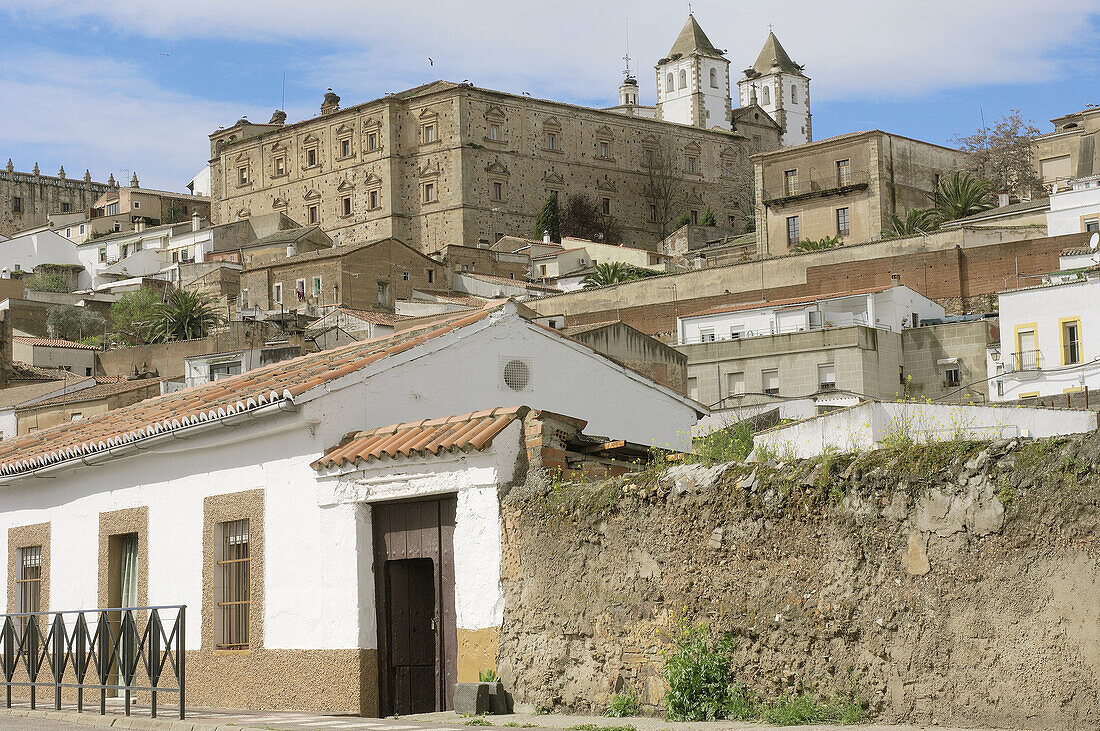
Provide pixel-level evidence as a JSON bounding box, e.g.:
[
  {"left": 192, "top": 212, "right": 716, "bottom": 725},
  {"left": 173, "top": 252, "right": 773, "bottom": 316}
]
[
  {"left": 0, "top": 605, "right": 185, "bottom": 720},
  {"left": 1011, "top": 349, "right": 1042, "bottom": 372}
]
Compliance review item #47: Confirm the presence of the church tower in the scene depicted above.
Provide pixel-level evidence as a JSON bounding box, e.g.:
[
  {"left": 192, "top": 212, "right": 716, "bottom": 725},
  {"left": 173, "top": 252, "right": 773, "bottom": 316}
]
[
  {"left": 654, "top": 14, "right": 732, "bottom": 130},
  {"left": 737, "top": 32, "right": 811, "bottom": 146}
]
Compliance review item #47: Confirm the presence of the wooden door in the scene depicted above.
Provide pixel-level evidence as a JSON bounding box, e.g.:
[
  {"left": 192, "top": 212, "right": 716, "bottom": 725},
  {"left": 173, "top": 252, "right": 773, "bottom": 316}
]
[{"left": 373, "top": 498, "right": 457, "bottom": 716}]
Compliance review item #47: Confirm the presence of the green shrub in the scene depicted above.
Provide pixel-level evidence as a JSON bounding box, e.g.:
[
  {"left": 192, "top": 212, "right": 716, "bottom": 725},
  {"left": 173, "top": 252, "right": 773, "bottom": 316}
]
[
  {"left": 606, "top": 694, "right": 639, "bottom": 718},
  {"left": 478, "top": 668, "right": 498, "bottom": 683},
  {"left": 662, "top": 621, "right": 738, "bottom": 721},
  {"left": 760, "top": 690, "right": 863, "bottom": 725},
  {"left": 688, "top": 422, "right": 754, "bottom": 464}
]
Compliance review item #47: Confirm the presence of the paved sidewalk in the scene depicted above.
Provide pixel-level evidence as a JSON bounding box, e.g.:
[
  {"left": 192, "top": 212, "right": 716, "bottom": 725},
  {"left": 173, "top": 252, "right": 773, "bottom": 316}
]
[{"left": 0, "top": 703, "right": 1022, "bottom": 731}]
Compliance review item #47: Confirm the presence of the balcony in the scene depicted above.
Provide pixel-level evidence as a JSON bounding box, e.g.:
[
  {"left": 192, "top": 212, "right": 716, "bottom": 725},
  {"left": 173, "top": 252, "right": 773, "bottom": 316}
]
[
  {"left": 1010, "top": 349, "right": 1042, "bottom": 372},
  {"left": 763, "top": 171, "right": 870, "bottom": 207}
]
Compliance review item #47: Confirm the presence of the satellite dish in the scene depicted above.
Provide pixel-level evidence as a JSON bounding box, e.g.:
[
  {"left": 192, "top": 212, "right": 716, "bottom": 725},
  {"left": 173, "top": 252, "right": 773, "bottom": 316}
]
[{"left": 1091, "top": 232, "right": 1099, "bottom": 251}]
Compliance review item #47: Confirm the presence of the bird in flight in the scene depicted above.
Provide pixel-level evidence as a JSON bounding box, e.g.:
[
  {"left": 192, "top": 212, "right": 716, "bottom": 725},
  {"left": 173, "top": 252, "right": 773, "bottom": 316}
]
[{"left": 428, "top": 57, "right": 434, "bottom": 66}]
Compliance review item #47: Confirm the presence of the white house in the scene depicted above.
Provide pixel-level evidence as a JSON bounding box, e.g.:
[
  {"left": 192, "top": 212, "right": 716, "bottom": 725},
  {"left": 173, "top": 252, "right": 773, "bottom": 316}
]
[
  {"left": 0, "top": 302, "right": 702, "bottom": 714},
  {"left": 0, "top": 230, "right": 85, "bottom": 286},
  {"left": 76, "top": 215, "right": 212, "bottom": 288},
  {"left": 676, "top": 285, "right": 945, "bottom": 345},
  {"left": 989, "top": 248, "right": 1100, "bottom": 400},
  {"left": 1048, "top": 175, "right": 1100, "bottom": 236},
  {"left": 453, "top": 272, "right": 559, "bottom": 300}
]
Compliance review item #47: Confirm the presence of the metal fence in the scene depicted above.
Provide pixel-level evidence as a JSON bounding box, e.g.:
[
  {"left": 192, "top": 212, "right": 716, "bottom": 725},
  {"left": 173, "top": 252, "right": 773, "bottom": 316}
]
[{"left": 0, "top": 605, "right": 185, "bottom": 719}]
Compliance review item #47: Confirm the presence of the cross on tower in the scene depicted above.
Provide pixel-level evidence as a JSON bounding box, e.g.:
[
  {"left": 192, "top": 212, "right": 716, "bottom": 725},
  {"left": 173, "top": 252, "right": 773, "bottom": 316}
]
[
  {"left": 687, "top": 3, "right": 693, "bottom": 14},
  {"left": 622, "top": 52, "right": 631, "bottom": 77},
  {"left": 767, "top": 23, "right": 774, "bottom": 32}
]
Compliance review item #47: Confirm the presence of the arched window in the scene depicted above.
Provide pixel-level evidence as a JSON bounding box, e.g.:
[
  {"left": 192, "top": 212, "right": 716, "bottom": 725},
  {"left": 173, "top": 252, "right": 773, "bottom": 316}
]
[
  {"left": 666, "top": 73, "right": 674, "bottom": 91},
  {"left": 791, "top": 84, "right": 798, "bottom": 104},
  {"left": 762, "top": 85, "right": 770, "bottom": 104},
  {"left": 679, "top": 69, "right": 687, "bottom": 89},
  {"left": 709, "top": 68, "right": 718, "bottom": 88}
]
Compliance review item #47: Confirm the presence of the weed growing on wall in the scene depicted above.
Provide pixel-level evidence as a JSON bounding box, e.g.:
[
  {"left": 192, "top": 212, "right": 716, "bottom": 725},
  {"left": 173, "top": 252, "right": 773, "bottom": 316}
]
[
  {"left": 606, "top": 694, "right": 640, "bottom": 718},
  {"left": 686, "top": 422, "right": 755, "bottom": 465},
  {"left": 662, "top": 620, "right": 739, "bottom": 721}
]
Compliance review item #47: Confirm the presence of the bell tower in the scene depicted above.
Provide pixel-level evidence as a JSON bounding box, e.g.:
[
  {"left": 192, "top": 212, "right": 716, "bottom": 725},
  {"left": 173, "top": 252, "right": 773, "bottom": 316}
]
[
  {"left": 654, "top": 14, "right": 732, "bottom": 130},
  {"left": 738, "top": 31, "right": 811, "bottom": 146}
]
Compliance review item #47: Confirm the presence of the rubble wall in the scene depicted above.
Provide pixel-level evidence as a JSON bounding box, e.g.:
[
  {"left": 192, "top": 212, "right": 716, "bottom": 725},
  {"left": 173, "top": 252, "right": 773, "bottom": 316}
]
[{"left": 498, "top": 434, "right": 1100, "bottom": 729}]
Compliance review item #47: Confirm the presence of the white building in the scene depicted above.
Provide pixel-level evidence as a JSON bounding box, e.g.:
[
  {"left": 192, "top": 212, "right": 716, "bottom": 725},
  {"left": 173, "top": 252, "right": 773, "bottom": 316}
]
[
  {"left": 1047, "top": 175, "right": 1100, "bottom": 235},
  {"left": 0, "top": 302, "right": 701, "bottom": 715},
  {"left": 76, "top": 214, "right": 212, "bottom": 288},
  {"left": 0, "top": 229, "right": 85, "bottom": 285},
  {"left": 655, "top": 14, "right": 732, "bottom": 131},
  {"left": 529, "top": 237, "right": 671, "bottom": 292},
  {"left": 737, "top": 31, "right": 811, "bottom": 146},
  {"left": 676, "top": 285, "right": 945, "bottom": 345},
  {"left": 990, "top": 244, "right": 1100, "bottom": 401}
]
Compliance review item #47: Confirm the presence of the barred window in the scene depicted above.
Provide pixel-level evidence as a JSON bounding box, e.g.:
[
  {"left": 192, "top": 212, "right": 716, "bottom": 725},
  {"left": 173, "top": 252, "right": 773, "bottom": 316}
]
[
  {"left": 216, "top": 520, "right": 250, "bottom": 650},
  {"left": 17, "top": 546, "right": 41, "bottom": 635}
]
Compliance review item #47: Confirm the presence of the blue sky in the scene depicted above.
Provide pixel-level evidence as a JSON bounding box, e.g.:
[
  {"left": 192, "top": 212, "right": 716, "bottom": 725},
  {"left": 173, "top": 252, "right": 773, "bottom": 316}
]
[{"left": 1, "top": 0, "right": 1097, "bottom": 190}]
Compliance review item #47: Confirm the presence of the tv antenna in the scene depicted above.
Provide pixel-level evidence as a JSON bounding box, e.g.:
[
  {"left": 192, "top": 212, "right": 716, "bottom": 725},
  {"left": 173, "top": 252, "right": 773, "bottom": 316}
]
[{"left": 622, "top": 17, "right": 631, "bottom": 78}]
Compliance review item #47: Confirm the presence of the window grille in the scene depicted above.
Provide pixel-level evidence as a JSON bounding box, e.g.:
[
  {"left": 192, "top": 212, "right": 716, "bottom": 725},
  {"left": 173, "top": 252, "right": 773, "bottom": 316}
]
[{"left": 216, "top": 519, "right": 249, "bottom": 650}]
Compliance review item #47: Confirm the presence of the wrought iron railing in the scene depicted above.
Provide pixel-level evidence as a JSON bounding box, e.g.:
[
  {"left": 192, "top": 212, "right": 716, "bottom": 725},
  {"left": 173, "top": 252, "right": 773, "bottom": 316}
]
[
  {"left": 0, "top": 605, "right": 185, "bottom": 719},
  {"left": 1010, "top": 349, "right": 1042, "bottom": 372}
]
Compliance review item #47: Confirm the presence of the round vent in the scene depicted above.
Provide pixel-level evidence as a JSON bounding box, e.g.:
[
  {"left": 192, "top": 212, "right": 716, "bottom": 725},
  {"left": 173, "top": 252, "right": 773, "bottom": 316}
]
[{"left": 502, "top": 359, "right": 530, "bottom": 391}]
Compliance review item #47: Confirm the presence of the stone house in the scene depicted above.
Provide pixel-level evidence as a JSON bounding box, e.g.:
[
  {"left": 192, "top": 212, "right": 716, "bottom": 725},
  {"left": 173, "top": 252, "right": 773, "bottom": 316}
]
[
  {"left": 13, "top": 376, "right": 162, "bottom": 435},
  {"left": 89, "top": 175, "right": 210, "bottom": 231},
  {"left": 11, "top": 336, "right": 98, "bottom": 377},
  {"left": 0, "top": 302, "right": 702, "bottom": 715},
  {"left": 1032, "top": 107, "right": 1100, "bottom": 188},
  {"left": 238, "top": 237, "right": 445, "bottom": 315},
  {"left": 0, "top": 162, "right": 111, "bottom": 238},
  {"left": 753, "top": 130, "right": 969, "bottom": 255},
  {"left": 207, "top": 80, "right": 779, "bottom": 253}
]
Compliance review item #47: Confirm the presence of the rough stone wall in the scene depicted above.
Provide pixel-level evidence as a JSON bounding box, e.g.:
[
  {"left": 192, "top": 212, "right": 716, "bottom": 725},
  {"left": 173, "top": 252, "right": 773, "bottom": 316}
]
[
  {"left": 0, "top": 168, "right": 111, "bottom": 238},
  {"left": 499, "top": 434, "right": 1100, "bottom": 729}
]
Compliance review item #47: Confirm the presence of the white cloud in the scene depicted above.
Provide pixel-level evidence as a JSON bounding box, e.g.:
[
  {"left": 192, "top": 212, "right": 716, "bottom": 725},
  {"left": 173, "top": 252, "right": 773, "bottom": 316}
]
[{"left": 0, "top": 48, "right": 238, "bottom": 190}]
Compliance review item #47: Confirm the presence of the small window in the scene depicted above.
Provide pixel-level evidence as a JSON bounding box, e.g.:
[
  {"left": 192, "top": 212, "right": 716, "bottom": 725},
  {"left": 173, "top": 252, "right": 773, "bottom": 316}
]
[
  {"left": 666, "top": 72, "right": 674, "bottom": 90},
  {"left": 312, "top": 276, "right": 322, "bottom": 296},
  {"left": 216, "top": 519, "right": 250, "bottom": 650},
  {"left": 1063, "top": 320, "right": 1082, "bottom": 365},
  {"left": 341, "top": 196, "right": 352, "bottom": 216},
  {"left": 98, "top": 247, "right": 107, "bottom": 263},
  {"left": 710, "top": 67, "right": 718, "bottom": 88},
  {"left": 836, "top": 207, "right": 850, "bottom": 236},
  {"left": 687, "top": 377, "right": 698, "bottom": 400},
  {"left": 944, "top": 368, "right": 961, "bottom": 388},
  {"left": 106, "top": 202, "right": 119, "bottom": 216},
  {"left": 836, "top": 159, "right": 851, "bottom": 186},
  {"left": 295, "top": 278, "right": 306, "bottom": 300},
  {"left": 728, "top": 372, "right": 745, "bottom": 396},
  {"left": 547, "top": 133, "right": 557, "bottom": 150},
  {"left": 422, "top": 124, "right": 436, "bottom": 143},
  {"left": 687, "top": 157, "right": 697, "bottom": 174},
  {"left": 599, "top": 141, "right": 609, "bottom": 158},
  {"left": 489, "top": 124, "right": 500, "bottom": 141},
  {"left": 786, "top": 215, "right": 800, "bottom": 245},
  {"left": 65, "top": 227, "right": 71, "bottom": 238},
  {"left": 649, "top": 204, "right": 658, "bottom": 222},
  {"left": 601, "top": 197, "right": 611, "bottom": 215},
  {"left": 424, "top": 182, "right": 436, "bottom": 203},
  {"left": 784, "top": 169, "right": 798, "bottom": 195},
  {"left": 306, "top": 148, "right": 317, "bottom": 167},
  {"left": 17, "top": 546, "right": 42, "bottom": 624},
  {"left": 762, "top": 369, "right": 780, "bottom": 396},
  {"left": 61, "top": 202, "right": 71, "bottom": 213},
  {"left": 728, "top": 215, "right": 736, "bottom": 228},
  {"left": 369, "top": 190, "right": 379, "bottom": 210},
  {"left": 427, "top": 269, "right": 435, "bottom": 284},
  {"left": 237, "top": 166, "right": 249, "bottom": 185},
  {"left": 644, "top": 149, "right": 654, "bottom": 167},
  {"left": 791, "top": 84, "right": 798, "bottom": 104},
  {"left": 700, "top": 329, "right": 715, "bottom": 343},
  {"left": 762, "top": 85, "right": 770, "bottom": 105},
  {"left": 402, "top": 270, "right": 410, "bottom": 281},
  {"left": 71, "top": 412, "right": 84, "bottom": 421},
  {"left": 818, "top": 363, "right": 836, "bottom": 392},
  {"left": 79, "top": 224, "right": 85, "bottom": 235},
  {"left": 690, "top": 210, "right": 699, "bottom": 225},
  {"left": 133, "top": 200, "right": 141, "bottom": 210},
  {"left": 367, "top": 132, "right": 378, "bottom": 151},
  {"left": 308, "top": 204, "right": 319, "bottom": 224},
  {"left": 340, "top": 138, "right": 351, "bottom": 157},
  {"left": 1085, "top": 218, "right": 1100, "bottom": 233},
  {"left": 12, "top": 197, "right": 23, "bottom": 213},
  {"left": 273, "top": 156, "right": 286, "bottom": 176},
  {"left": 377, "top": 281, "right": 390, "bottom": 305},
  {"left": 678, "top": 69, "right": 687, "bottom": 89},
  {"left": 272, "top": 283, "right": 283, "bottom": 303},
  {"left": 492, "top": 181, "right": 503, "bottom": 201}
]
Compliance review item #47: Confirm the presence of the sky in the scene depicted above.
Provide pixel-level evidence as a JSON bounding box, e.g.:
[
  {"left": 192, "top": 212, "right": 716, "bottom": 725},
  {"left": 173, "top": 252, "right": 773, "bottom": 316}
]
[{"left": 1, "top": 0, "right": 1098, "bottom": 191}]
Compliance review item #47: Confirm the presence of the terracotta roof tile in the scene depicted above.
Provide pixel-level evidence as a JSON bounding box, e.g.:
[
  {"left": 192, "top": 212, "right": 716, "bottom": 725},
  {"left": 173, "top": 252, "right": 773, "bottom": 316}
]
[
  {"left": 12, "top": 336, "right": 98, "bottom": 351},
  {"left": 18, "top": 378, "right": 163, "bottom": 410},
  {"left": 10, "top": 362, "right": 82, "bottom": 381},
  {"left": 312, "top": 406, "right": 525, "bottom": 470},
  {"left": 0, "top": 307, "right": 496, "bottom": 478},
  {"left": 461, "top": 272, "right": 561, "bottom": 292}
]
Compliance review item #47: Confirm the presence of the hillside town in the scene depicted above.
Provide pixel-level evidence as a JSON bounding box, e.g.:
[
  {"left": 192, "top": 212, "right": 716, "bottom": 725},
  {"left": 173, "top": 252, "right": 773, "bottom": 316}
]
[{"left": 0, "top": 9, "right": 1097, "bottom": 731}]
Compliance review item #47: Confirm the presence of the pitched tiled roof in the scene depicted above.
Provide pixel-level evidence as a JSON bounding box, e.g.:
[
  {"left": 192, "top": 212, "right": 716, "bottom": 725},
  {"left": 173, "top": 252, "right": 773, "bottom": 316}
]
[
  {"left": 18, "top": 378, "right": 163, "bottom": 410},
  {"left": 312, "top": 406, "right": 524, "bottom": 470},
  {"left": 10, "top": 362, "right": 82, "bottom": 381},
  {"left": 12, "top": 336, "right": 98, "bottom": 351},
  {"left": 332, "top": 307, "right": 400, "bottom": 326},
  {"left": 461, "top": 272, "right": 561, "bottom": 292},
  {"left": 413, "top": 289, "right": 491, "bottom": 307},
  {"left": 248, "top": 224, "right": 326, "bottom": 247},
  {"left": 666, "top": 14, "right": 724, "bottom": 59},
  {"left": 684, "top": 286, "right": 892, "bottom": 318},
  {"left": 0, "top": 308, "right": 494, "bottom": 478},
  {"left": 0, "top": 379, "right": 94, "bottom": 410},
  {"left": 750, "top": 31, "right": 802, "bottom": 75}
]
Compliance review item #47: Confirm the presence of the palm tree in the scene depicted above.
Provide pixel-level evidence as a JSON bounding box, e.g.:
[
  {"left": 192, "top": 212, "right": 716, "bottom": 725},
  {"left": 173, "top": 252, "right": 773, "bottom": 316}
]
[
  {"left": 792, "top": 235, "right": 842, "bottom": 253},
  {"left": 145, "top": 289, "right": 224, "bottom": 343},
  {"left": 581, "top": 262, "right": 657, "bottom": 288},
  {"left": 884, "top": 208, "right": 939, "bottom": 238},
  {"left": 929, "top": 170, "right": 996, "bottom": 223}
]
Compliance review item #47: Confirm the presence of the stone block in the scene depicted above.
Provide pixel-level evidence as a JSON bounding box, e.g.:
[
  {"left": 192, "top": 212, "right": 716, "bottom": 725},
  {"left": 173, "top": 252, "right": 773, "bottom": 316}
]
[{"left": 454, "top": 682, "right": 491, "bottom": 715}]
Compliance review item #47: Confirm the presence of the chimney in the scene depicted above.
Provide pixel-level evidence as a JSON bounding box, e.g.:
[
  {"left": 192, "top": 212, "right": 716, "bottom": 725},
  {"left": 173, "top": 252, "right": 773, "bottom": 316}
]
[
  {"left": 543, "top": 230, "right": 551, "bottom": 243},
  {"left": 191, "top": 211, "right": 201, "bottom": 232},
  {"left": 286, "top": 244, "right": 297, "bottom": 257},
  {"left": 998, "top": 192, "right": 1010, "bottom": 207},
  {"left": 890, "top": 273, "right": 901, "bottom": 286},
  {"left": 135, "top": 219, "right": 146, "bottom": 233},
  {"left": 321, "top": 88, "right": 341, "bottom": 116}
]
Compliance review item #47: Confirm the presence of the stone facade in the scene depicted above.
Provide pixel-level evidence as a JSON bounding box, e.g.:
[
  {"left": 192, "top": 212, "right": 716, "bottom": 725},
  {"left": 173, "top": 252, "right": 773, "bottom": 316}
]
[
  {"left": 755, "top": 131, "right": 969, "bottom": 256},
  {"left": 209, "top": 82, "right": 780, "bottom": 254},
  {"left": 0, "top": 163, "right": 112, "bottom": 238},
  {"left": 1032, "top": 107, "right": 1100, "bottom": 187}
]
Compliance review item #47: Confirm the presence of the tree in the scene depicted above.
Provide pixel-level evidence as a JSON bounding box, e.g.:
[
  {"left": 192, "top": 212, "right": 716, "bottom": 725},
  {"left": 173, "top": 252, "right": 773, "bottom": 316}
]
[
  {"left": 929, "top": 171, "right": 996, "bottom": 223},
  {"left": 642, "top": 134, "right": 687, "bottom": 241},
  {"left": 581, "top": 262, "right": 657, "bottom": 288},
  {"left": 884, "top": 208, "right": 939, "bottom": 238},
  {"left": 46, "top": 305, "right": 106, "bottom": 343},
  {"left": 701, "top": 207, "right": 717, "bottom": 227},
  {"left": 717, "top": 137, "right": 766, "bottom": 233},
  {"left": 791, "top": 235, "right": 842, "bottom": 253},
  {"left": 954, "top": 110, "right": 1042, "bottom": 199},
  {"left": 145, "top": 289, "right": 224, "bottom": 343},
  {"left": 110, "top": 287, "right": 162, "bottom": 345},
  {"left": 560, "top": 193, "right": 621, "bottom": 244},
  {"left": 533, "top": 192, "right": 561, "bottom": 243}
]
